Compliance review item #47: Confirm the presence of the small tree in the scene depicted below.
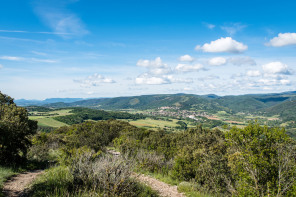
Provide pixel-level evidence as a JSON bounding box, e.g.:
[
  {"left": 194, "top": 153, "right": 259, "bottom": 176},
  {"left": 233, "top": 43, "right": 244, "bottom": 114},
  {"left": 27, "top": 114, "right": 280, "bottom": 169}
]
[
  {"left": 0, "top": 91, "right": 37, "bottom": 164},
  {"left": 226, "top": 123, "right": 296, "bottom": 196}
]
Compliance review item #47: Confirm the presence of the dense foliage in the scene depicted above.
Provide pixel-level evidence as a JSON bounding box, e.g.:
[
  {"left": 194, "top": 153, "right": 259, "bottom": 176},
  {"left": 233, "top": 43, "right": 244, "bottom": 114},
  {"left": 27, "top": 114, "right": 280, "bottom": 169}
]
[
  {"left": 27, "top": 116, "right": 296, "bottom": 196},
  {"left": 53, "top": 107, "right": 145, "bottom": 125},
  {"left": 0, "top": 92, "right": 37, "bottom": 164},
  {"left": 114, "top": 122, "right": 296, "bottom": 196},
  {"left": 28, "top": 120, "right": 158, "bottom": 196}
]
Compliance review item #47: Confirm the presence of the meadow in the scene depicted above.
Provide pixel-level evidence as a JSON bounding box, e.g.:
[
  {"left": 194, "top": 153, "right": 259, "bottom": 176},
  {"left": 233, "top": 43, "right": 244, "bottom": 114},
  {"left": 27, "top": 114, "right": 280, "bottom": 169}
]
[{"left": 29, "top": 109, "right": 72, "bottom": 128}]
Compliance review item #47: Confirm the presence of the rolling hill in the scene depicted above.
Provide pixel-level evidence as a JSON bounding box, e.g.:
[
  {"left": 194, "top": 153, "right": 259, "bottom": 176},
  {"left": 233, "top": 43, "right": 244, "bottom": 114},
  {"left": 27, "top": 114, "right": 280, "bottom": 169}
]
[{"left": 19, "top": 91, "right": 296, "bottom": 118}]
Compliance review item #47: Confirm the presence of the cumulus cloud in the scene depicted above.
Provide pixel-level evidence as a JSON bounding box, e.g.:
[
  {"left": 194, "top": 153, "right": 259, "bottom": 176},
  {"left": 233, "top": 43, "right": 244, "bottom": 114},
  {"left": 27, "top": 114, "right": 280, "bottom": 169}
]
[
  {"left": 175, "top": 63, "right": 204, "bottom": 72},
  {"left": 246, "top": 70, "right": 261, "bottom": 77},
  {"left": 149, "top": 67, "right": 172, "bottom": 75},
  {"left": 221, "top": 23, "right": 247, "bottom": 36},
  {"left": 74, "top": 73, "right": 116, "bottom": 87},
  {"left": 227, "top": 56, "right": 256, "bottom": 66},
  {"left": 208, "top": 57, "right": 227, "bottom": 66},
  {"left": 135, "top": 57, "right": 194, "bottom": 85},
  {"left": 135, "top": 73, "right": 193, "bottom": 85},
  {"left": 195, "top": 37, "right": 248, "bottom": 53},
  {"left": 267, "top": 33, "right": 296, "bottom": 47},
  {"left": 179, "top": 55, "right": 194, "bottom": 62},
  {"left": 262, "top": 62, "right": 291, "bottom": 75},
  {"left": 135, "top": 73, "right": 171, "bottom": 85},
  {"left": 198, "top": 75, "right": 220, "bottom": 81},
  {"left": 137, "top": 57, "right": 167, "bottom": 68},
  {"left": 258, "top": 78, "right": 291, "bottom": 86}
]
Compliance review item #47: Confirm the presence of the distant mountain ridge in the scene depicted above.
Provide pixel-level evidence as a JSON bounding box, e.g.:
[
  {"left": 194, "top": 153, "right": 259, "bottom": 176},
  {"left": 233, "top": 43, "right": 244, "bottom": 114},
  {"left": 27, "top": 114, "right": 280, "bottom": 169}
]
[
  {"left": 16, "top": 91, "right": 296, "bottom": 118},
  {"left": 16, "top": 90, "right": 293, "bottom": 114},
  {"left": 15, "top": 98, "right": 85, "bottom": 106}
]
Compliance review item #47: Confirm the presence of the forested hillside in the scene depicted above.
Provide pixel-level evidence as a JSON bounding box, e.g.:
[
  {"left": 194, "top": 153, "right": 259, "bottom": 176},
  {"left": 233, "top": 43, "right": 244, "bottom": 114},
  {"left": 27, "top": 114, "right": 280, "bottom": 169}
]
[{"left": 34, "top": 91, "right": 296, "bottom": 114}]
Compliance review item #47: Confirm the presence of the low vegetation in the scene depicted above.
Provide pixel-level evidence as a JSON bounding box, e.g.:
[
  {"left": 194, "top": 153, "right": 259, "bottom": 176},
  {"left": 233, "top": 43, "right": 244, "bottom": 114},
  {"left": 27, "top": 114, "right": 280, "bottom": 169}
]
[{"left": 2, "top": 91, "right": 296, "bottom": 196}]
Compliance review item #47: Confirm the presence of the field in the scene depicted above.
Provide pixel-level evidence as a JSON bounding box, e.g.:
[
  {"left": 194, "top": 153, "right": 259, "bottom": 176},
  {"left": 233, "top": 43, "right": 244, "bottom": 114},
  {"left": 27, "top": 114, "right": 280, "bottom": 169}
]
[
  {"left": 127, "top": 118, "right": 195, "bottom": 130},
  {"left": 29, "top": 109, "right": 72, "bottom": 128}
]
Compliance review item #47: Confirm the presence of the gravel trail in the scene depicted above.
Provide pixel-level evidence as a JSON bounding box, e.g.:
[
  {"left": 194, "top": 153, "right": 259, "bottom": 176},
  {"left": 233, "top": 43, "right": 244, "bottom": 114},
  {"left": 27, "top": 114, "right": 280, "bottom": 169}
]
[
  {"left": 2, "top": 170, "right": 43, "bottom": 197},
  {"left": 135, "top": 173, "right": 185, "bottom": 197}
]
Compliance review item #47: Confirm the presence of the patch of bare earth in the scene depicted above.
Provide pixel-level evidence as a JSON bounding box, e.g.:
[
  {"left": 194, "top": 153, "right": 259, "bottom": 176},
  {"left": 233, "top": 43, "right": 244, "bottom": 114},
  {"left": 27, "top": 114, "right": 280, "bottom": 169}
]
[
  {"left": 2, "top": 170, "right": 43, "bottom": 197},
  {"left": 135, "top": 173, "right": 185, "bottom": 197}
]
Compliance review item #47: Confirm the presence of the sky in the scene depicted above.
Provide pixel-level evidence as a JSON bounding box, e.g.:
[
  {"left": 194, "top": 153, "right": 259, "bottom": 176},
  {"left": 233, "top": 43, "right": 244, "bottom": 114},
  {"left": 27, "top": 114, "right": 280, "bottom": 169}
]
[{"left": 1, "top": 0, "right": 296, "bottom": 99}]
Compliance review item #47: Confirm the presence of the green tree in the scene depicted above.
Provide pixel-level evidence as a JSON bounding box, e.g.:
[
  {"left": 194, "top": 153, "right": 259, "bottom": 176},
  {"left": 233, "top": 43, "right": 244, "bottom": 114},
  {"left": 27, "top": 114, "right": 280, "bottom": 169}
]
[
  {"left": 226, "top": 123, "right": 296, "bottom": 196},
  {"left": 0, "top": 92, "right": 37, "bottom": 164}
]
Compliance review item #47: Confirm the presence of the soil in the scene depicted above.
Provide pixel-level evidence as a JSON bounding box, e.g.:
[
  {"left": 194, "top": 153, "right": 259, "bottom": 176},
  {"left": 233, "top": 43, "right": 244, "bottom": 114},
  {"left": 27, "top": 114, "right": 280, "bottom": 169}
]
[
  {"left": 135, "top": 173, "right": 185, "bottom": 197},
  {"left": 2, "top": 170, "right": 43, "bottom": 197}
]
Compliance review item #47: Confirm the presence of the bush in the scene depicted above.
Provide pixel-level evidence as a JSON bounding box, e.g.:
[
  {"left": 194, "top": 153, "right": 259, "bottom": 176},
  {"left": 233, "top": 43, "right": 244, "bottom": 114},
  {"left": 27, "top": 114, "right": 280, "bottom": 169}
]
[
  {"left": 226, "top": 123, "right": 296, "bottom": 196},
  {"left": 0, "top": 92, "right": 37, "bottom": 164},
  {"left": 135, "top": 149, "right": 173, "bottom": 174},
  {"left": 69, "top": 152, "right": 138, "bottom": 196}
]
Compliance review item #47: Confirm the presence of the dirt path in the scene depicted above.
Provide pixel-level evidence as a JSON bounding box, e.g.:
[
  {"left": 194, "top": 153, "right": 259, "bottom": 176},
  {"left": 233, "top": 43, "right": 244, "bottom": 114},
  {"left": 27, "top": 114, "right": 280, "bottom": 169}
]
[
  {"left": 2, "top": 170, "right": 43, "bottom": 197},
  {"left": 135, "top": 173, "right": 185, "bottom": 197},
  {"left": 107, "top": 149, "right": 185, "bottom": 197}
]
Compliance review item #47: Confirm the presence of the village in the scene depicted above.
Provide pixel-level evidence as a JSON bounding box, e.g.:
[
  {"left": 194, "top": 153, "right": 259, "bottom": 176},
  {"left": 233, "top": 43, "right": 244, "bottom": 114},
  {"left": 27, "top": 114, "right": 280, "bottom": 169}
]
[{"left": 145, "top": 106, "right": 216, "bottom": 121}]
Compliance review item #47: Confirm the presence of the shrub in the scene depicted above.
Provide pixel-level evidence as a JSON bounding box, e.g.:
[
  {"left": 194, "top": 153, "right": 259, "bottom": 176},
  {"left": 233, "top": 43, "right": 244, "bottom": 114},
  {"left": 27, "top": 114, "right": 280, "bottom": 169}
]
[
  {"left": 0, "top": 92, "right": 37, "bottom": 164},
  {"left": 226, "top": 123, "right": 296, "bottom": 196},
  {"left": 69, "top": 152, "right": 148, "bottom": 197}
]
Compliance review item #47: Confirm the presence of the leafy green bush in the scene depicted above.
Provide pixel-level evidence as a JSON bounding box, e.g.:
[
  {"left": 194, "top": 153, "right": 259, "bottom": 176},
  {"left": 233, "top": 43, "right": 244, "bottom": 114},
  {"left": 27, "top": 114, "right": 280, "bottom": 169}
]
[
  {"left": 226, "top": 123, "right": 296, "bottom": 196},
  {"left": 0, "top": 92, "right": 37, "bottom": 164}
]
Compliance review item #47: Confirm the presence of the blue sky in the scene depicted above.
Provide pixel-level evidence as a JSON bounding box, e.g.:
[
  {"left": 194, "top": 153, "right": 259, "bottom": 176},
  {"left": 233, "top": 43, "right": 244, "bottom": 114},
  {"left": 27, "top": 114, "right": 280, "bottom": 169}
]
[{"left": 1, "top": 0, "right": 296, "bottom": 99}]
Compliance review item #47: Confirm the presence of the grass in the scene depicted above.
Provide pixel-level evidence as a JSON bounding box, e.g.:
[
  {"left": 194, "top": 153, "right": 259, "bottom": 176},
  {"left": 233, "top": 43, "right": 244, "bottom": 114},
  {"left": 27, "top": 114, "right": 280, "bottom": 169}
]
[
  {"left": 128, "top": 118, "right": 194, "bottom": 130},
  {"left": 29, "top": 109, "right": 72, "bottom": 128},
  {"left": 29, "top": 166, "right": 159, "bottom": 197},
  {"left": 128, "top": 118, "right": 178, "bottom": 129},
  {"left": 0, "top": 166, "right": 18, "bottom": 197},
  {"left": 0, "top": 166, "right": 16, "bottom": 188},
  {"left": 33, "top": 117, "right": 68, "bottom": 127},
  {"left": 136, "top": 169, "right": 214, "bottom": 197}
]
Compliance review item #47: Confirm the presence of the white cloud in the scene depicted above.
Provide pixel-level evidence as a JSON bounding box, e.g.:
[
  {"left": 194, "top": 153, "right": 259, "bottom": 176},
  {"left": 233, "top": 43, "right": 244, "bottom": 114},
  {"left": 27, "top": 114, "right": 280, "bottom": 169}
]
[
  {"left": 179, "top": 55, "right": 194, "bottom": 62},
  {"left": 183, "top": 87, "right": 193, "bottom": 91},
  {"left": 0, "top": 56, "right": 57, "bottom": 63},
  {"left": 170, "top": 77, "right": 193, "bottom": 83},
  {"left": 149, "top": 67, "right": 172, "bottom": 75},
  {"left": 257, "top": 78, "right": 291, "bottom": 86},
  {"left": 135, "top": 73, "right": 193, "bottom": 85},
  {"left": 137, "top": 57, "right": 167, "bottom": 68},
  {"left": 208, "top": 57, "right": 227, "bottom": 66},
  {"left": 0, "top": 64, "right": 3, "bottom": 69},
  {"left": 195, "top": 37, "right": 248, "bottom": 53},
  {"left": 228, "top": 56, "right": 256, "bottom": 66},
  {"left": 221, "top": 23, "right": 247, "bottom": 35},
  {"left": 135, "top": 73, "right": 170, "bottom": 85},
  {"left": 267, "top": 33, "right": 296, "bottom": 47},
  {"left": 280, "top": 79, "right": 291, "bottom": 85},
  {"left": 262, "top": 62, "right": 291, "bottom": 75},
  {"left": 198, "top": 75, "right": 220, "bottom": 81},
  {"left": 0, "top": 56, "right": 23, "bottom": 61},
  {"left": 0, "top": 29, "right": 73, "bottom": 35},
  {"left": 74, "top": 73, "right": 116, "bottom": 87},
  {"left": 31, "top": 58, "right": 57, "bottom": 63},
  {"left": 175, "top": 63, "right": 204, "bottom": 72},
  {"left": 246, "top": 70, "right": 261, "bottom": 77}
]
